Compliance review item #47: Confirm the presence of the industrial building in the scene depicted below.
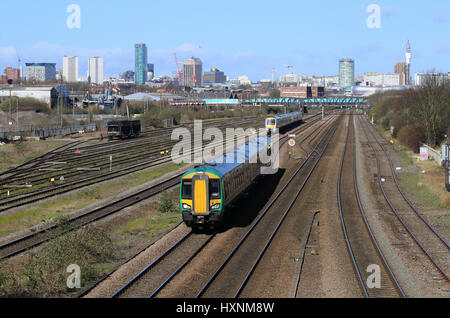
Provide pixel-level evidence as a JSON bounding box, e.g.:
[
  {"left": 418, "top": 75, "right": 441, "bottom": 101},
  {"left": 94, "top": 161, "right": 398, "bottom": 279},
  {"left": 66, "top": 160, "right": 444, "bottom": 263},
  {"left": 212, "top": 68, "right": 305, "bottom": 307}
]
[
  {"left": 0, "top": 87, "right": 58, "bottom": 108},
  {"left": 25, "top": 63, "right": 56, "bottom": 82}
]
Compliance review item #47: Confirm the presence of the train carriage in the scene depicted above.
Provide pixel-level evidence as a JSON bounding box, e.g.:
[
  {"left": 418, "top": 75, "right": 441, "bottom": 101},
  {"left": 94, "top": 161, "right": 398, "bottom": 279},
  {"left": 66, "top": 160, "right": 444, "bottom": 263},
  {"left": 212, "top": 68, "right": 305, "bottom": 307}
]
[
  {"left": 265, "top": 111, "right": 303, "bottom": 136},
  {"left": 180, "top": 136, "right": 271, "bottom": 229},
  {"left": 107, "top": 120, "right": 141, "bottom": 140}
]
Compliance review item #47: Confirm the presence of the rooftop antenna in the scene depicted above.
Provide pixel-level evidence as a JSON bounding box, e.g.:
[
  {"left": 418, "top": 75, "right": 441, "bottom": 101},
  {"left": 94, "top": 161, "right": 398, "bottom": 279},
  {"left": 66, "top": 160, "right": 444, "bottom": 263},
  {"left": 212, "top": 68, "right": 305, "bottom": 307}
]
[{"left": 16, "top": 50, "right": 22, "bottom": 81}]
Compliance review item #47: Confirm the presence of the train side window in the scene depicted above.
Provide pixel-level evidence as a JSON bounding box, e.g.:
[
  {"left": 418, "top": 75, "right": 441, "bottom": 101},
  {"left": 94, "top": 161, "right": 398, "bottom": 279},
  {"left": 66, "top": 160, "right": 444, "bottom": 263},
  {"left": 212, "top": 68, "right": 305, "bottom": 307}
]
[
  {"left": 209, "top": 179, "right": 221, "bottom": 199},
  {"left": 181, "top": 181, "right": 192, "bottom": 199}
]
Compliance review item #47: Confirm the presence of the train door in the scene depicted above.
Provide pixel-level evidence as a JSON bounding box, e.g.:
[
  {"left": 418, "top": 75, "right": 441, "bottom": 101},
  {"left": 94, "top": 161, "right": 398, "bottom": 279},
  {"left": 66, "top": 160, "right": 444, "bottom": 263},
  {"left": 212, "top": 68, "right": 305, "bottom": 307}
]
[{"left": 193, "top": 174, "right": 209, "bottom": 214}]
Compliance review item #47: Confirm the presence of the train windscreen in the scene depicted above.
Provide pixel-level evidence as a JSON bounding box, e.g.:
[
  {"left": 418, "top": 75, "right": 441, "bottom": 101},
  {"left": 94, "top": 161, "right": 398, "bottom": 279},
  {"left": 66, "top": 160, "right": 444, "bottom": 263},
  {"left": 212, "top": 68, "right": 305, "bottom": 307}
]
[
  {"left": 209, "top": 179, "right": 221, "bottom": 199},
  {"left": 181, "top": 181, "right": 193, "bottom": 199}
]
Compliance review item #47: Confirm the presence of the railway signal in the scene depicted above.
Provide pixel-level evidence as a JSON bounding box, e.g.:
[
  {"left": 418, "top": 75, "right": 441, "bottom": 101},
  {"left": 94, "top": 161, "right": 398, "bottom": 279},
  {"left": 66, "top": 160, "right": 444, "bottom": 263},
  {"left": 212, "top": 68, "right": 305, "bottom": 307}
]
[{"left": 288, "top": 139, "right": 296, "bottom": 147}]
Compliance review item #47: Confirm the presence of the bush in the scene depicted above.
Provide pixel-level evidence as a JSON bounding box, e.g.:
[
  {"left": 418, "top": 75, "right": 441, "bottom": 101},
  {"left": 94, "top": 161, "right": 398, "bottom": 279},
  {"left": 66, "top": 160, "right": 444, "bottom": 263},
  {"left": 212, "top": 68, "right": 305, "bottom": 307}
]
[
  {"left": 0, "top": 97, "right": 50, "bottom": 113},
  {"left": 397, "top": 125, "right": 425, "bottom": 153},
  {"left": 157, "top": 195, "right": 175, "bottom": 213},
  {"left": 0, "top": 225, "right": 115, "bottom": 297}
]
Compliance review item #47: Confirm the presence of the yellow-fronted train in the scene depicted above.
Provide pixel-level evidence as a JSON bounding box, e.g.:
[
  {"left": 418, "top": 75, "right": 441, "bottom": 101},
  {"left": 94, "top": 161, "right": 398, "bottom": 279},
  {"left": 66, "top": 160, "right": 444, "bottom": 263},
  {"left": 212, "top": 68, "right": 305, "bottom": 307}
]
[{"left": 180, "top": 136, "right": 271, "bottom": 229}]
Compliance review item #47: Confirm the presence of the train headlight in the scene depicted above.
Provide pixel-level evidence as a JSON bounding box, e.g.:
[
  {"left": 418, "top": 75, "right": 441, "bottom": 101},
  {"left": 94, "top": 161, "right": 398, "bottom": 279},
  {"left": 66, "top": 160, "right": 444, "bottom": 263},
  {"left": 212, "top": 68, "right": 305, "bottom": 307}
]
[
  {"left": 211, "top": 203, "right": 220, "bottom": 210},
  {"left": 182, "top": 204, "right": 191, "bottom": 210}
]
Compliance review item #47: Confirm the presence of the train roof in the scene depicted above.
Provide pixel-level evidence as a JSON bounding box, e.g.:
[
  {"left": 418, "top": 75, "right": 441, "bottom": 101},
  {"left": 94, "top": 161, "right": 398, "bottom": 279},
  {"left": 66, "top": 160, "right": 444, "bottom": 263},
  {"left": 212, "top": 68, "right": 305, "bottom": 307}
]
[
  {"left": 187, "top": 136, "right": 271, "bottom": 178},
  {"left": 267, "top": 111, "right": 302, "bottom": 120},
  {"left": 107, "top": 120, "right": 141, "bottom": 125}
]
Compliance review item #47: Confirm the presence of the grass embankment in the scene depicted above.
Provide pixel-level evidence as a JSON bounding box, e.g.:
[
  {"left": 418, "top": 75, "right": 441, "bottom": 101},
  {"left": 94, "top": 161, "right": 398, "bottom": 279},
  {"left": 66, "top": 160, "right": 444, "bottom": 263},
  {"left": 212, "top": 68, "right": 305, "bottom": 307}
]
[
  {"left": 0, "top": 189, "right": 182, "bottom": 298},
  {"left": 0, "top": 139, "right": 67, "bottom": 172},
  {"left": 0, "top": 162, "right": 185, "bottom": 238},
  {"left": 112, "top": 191, "right": 181, "bottom": 243},
  {"left": 0, "top": 217, "right": 116, "bottom": 297},
  {"left": 374, "top": 123, "right": 450, "bottom": 216}
]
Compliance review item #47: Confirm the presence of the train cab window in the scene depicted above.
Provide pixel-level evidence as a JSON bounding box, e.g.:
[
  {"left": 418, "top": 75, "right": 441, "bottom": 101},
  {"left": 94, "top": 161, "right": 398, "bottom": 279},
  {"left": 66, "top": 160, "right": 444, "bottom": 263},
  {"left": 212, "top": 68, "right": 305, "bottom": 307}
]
[
  {"left": 181, "top": 181, "right": 192, "bottom": 199},
  {"left": 209, "top": 179, "right": 221, "bottom": 199},
  {"left": 108, "top": 126, "right": 120, "bottom": 132},
  {"left": 267, "top": 119, "right": 276, "bottom": 126}
]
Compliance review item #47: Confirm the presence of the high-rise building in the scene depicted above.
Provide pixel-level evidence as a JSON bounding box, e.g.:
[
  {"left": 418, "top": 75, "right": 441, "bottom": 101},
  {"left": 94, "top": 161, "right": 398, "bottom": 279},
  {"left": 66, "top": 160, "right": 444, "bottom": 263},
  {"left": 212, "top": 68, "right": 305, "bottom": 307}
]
[
  {"left": 147, "top": 63, "right": 154, "bottom": 81},
  {"left": 394, "top": 62, "right": 407, "bottom": 85},
  {"left": 135, "top": 44, "right": 148, "bottom": 85},
  {"left": 339, "top": 58, "right": 355, "bottom": 88},
  {"left": 183, "top": 57, "right": 203, "bottom": 87},
  {"left": 203, "top": 68, "right": 226, "bottom": 85},
  {"left": 88, "top": 57, "right": 104, "bottom": 84},
  {"left": 25, "top": 63, "right": 57, "bottom": 82},
  {"left": 405, "top": 40, "right": 412, "bottom": 86},
  {"left": 62, "top": 56, "right": 79, "bottom": 82}
]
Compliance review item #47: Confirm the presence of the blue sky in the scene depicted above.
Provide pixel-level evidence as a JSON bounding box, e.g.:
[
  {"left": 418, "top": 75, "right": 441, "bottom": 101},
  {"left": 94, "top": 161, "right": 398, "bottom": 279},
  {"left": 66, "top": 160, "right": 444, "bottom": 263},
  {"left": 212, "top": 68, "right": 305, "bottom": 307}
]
[{"left": 1, "top": 0, "right": 449, "bottom": 81}]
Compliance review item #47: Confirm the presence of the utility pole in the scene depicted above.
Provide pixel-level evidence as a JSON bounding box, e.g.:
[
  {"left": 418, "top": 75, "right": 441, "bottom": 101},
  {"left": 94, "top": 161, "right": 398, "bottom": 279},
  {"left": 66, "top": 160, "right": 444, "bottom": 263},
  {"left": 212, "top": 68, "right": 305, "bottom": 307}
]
[
  {"left": 16, "top": 97, "right": 19, "bottom": 131},
  {"left": 8, "top": 79, "right": 12, "bottom": 130}
]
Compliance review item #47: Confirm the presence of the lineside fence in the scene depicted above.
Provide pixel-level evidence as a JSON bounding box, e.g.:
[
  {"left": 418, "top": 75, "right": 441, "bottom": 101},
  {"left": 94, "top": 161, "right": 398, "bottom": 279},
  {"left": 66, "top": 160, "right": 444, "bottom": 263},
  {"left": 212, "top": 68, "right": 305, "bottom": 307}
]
[{"left": 0, "top": 124, "right": 97, "bottom": 141}]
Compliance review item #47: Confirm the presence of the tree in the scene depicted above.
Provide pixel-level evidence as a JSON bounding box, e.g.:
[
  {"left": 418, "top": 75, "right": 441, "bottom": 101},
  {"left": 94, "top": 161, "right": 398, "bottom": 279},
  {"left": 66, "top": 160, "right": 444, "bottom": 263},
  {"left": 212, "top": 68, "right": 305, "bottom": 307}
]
[
  {"left": 409, "top": 74, "right": 450, "bottom": 146},
  {"left": 270, "top": 89, "right": 280, "bottom": 98}
]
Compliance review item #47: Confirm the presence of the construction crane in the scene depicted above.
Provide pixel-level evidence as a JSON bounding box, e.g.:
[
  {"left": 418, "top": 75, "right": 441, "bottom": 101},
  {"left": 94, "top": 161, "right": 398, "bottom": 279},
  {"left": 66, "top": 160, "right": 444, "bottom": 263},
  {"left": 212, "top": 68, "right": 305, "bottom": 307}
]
[{"left": 174, "top": 53, "right": 183, "bottom": 87}]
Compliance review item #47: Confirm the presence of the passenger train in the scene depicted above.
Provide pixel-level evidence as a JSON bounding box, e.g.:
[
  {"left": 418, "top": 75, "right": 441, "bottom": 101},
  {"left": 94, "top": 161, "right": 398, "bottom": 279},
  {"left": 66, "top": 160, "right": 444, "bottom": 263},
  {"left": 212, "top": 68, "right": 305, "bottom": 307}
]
[
  {"left": 265, "top": 111, "right": 303, "bottom": 136},
  {"left": 180, "top": 137, "right": 271, "bottom": 229}
]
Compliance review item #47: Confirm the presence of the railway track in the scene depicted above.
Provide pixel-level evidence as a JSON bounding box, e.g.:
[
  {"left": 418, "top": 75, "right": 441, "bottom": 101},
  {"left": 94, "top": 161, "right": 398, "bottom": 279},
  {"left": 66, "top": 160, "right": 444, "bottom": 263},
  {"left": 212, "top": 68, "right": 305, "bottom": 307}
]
[
  {"left": 0, "top": 174, "right": 181, "bottom": 259},
  {"left": 337, "top": 113, "right": 405, "bottom": 298},
  {"left": 0, "top": 117, "right": 267, "bottom": 211},
  {"left": 110, "top": 113, "right": 339, "bottom": 298},
  {"left": 358, "top": 115, "right": 449, "bottom": 281},
  {"left": 0, "top": 118, "right": 262, "bottom": 188},
  {"left": 0, "top": 113, "right": 327, "bottom": 260}
]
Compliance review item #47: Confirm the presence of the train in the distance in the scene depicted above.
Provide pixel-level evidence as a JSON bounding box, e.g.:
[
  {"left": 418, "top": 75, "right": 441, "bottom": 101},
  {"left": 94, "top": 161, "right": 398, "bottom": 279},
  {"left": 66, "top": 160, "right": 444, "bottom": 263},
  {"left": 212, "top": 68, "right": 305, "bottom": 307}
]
[
  {"left": 180, "top": 136, "right": 271, "bottom": 229},
  {"left": 107, "top": 120, "right": 141, "bottom": 140},
  {"left": 265, "top": 111, "right": 303, "bottom": 136}
]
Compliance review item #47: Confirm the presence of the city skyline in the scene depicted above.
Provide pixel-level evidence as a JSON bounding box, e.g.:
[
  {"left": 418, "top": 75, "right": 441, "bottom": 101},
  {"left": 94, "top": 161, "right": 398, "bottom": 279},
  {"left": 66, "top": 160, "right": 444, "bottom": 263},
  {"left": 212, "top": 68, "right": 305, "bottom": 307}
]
[{"left": 0, "top": 1, "right": 449, "bottom": 81}]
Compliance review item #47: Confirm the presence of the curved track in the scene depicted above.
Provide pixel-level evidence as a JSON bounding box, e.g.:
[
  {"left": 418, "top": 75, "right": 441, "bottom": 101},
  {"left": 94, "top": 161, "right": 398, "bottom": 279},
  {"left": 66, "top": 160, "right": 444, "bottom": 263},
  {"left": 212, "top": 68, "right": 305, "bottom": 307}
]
[
  {"left": 337, "top": 113, "right": 405, "bottom": 298},
  {"left": 358, "top": 115, "right": 449, "bottom": 281},
  {"left": 109, "top": 113, "right": 339, "bottom": 298}
]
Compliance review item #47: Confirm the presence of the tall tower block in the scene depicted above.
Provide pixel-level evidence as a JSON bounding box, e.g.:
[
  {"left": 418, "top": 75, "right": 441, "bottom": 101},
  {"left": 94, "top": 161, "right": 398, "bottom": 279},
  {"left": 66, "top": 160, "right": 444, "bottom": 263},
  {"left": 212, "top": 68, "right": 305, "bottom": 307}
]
[{"left": 405, "top": 40, "right": 411, "bottom": 85}]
